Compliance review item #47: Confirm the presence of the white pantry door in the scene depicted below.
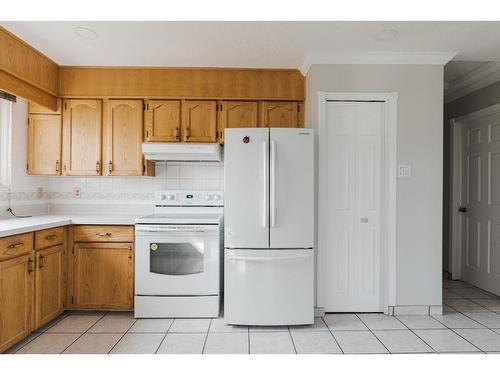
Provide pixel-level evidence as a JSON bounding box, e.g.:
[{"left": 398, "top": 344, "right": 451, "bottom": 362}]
[
  {"left": 318, "top": 101, "right": 383, "bottom": 312},
  {"left": 460, "top": 113, "right": 500, "bottom": 295}
]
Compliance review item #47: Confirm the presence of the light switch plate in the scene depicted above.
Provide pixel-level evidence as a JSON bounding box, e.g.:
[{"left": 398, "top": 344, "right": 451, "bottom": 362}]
[{"left": 398, "top": 164, "right": 411, "bottom": 178}]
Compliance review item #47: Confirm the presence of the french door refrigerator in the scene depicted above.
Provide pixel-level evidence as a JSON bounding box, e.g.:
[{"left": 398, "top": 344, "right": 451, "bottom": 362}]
[{"left": 224, "top": 128, "right": 314, "bottom": 326}]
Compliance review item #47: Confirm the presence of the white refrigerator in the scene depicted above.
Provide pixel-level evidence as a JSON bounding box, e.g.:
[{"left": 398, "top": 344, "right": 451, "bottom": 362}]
[{"left": 224, "top": 128, "right": 314, "bottom": 326}]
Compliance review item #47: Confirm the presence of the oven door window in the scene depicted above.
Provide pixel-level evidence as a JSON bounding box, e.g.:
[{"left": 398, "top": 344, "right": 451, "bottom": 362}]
[{"left": 149, "top": 242, "right": 204, "bottom": 275}]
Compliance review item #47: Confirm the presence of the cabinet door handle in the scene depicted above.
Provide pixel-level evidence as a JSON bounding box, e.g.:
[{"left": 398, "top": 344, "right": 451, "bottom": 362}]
[
  {"left": 96, "top": 161, "right": 101, "bottom": 174},
  {"left": 7, "top": 242, "right": 24, "bottom": 249},
  {"left": 38, "top": 255, "right": 45, "bottom": 269},
  {"left": 109, "top": 161, "right": 113, "bottom": 173},
  {"left": 45, "top": 234, "right": 57, "bottom": 240},
  {"left": 27, "top": 258, "right": 34, "bottom": 274},
  {"left": 55, "top": 160, "right": 60, "bottom": 172}
]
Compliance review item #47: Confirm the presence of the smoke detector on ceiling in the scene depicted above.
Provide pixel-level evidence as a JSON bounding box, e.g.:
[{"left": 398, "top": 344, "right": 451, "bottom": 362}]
[
  {"left": 376, "top": 29, "right": 398, "bottom": 41},
  {"left": 74, "top": 26, "right": 98, "bottom": 40}
]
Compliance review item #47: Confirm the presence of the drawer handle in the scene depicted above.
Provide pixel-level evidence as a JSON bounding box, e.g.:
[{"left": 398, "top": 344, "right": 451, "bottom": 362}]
[
  {"left": 96, "top": 232, "right": 112, "bottom": 237},
  {"left": 7, "top": 242, "right": 24, "bottom": 249},
  {"left": 45, "top": 234, "right": 57, "bottom": 240}
]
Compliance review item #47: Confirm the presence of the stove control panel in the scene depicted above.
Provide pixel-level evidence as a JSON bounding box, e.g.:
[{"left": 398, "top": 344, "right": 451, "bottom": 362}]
[{"left": 155, "top": 190, "right": 224, "bottom": 206}]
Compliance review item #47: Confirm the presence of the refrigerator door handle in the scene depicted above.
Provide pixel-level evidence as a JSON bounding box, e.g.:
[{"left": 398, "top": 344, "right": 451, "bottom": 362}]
[
  {"left": 262, "top": 140, "right": 269, "bottom": 228},
  {"left": 270, "top": 140, "right": 277, "bottom": 227},
  {"left": 227, "top": 254, "right": 311, "bottom": 262}
]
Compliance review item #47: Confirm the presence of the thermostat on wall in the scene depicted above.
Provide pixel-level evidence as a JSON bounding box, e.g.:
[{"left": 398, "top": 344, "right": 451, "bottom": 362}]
[{"left": 398, "top": 165, "right": 412, "bottom": 178}]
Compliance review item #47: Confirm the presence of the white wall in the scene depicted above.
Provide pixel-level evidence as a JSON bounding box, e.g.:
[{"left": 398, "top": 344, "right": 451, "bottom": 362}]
[{"left": 307, "top": 64, "right": 443, "bottom": 307}]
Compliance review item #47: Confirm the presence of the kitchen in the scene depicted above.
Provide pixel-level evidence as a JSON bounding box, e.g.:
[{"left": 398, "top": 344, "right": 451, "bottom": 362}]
[{"left": 2, "top": 12, "right": 500, "bottom": 368}]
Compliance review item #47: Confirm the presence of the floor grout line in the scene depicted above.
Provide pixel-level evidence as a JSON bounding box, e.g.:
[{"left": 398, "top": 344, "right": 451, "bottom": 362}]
[
  {"left": 59, "top": 312, "right": 107, "bottom": 354},
  {"left": 323, "top": 317, "right": 345, "bottom": 354},
  {"left": 287, "top": 327, "right": 297, "bottom": 354},
  {"left": 201, "top": 318, "right": 213, "bottom": 354},
  {"left": 105, "top": 314, "right": 138, "bottom": 354},
  {"left": 356, "top": 313, "right": 391, "bottom": 354},
  {"left": 154, "top": 319, "right": 175, "bottom": 354}
]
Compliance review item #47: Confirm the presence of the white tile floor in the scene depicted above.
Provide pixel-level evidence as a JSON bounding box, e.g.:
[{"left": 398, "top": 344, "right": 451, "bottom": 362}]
[{"left": 6, "top": 279, "right": 500, "bottom": 354}]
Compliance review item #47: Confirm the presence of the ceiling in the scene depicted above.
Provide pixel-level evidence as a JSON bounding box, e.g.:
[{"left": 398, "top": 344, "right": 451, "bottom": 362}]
[{"left": 3, "top": 21, "right": 500, "bottom": 71}]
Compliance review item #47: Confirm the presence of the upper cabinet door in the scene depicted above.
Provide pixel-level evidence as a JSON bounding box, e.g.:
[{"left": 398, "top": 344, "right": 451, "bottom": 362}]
[
  {"left": 220, "top": 101, "right": 259, "bottom": 143},
  {"left": 144, "top": 100, "right": 181, "bottom": 142},
  {"left": 63, "top": 99, "right": 102, "bottom": 175},
  {"left": 27, "top": 114, "right": 62, "bottom": 175},
  {"left": 182, "top": 100, "right": 217, "bottom": 142},
  {"left": 261, "top": 101, "right": 299, "bottom": 128},
  {"left": 103, "top": 100, "right": 144, "bottom": 176}
]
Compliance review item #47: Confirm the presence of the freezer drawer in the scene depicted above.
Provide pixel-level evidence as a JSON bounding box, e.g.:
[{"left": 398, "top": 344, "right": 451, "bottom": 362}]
[{"left": 224, "top": 249, "right": 314, "bottom": 326}]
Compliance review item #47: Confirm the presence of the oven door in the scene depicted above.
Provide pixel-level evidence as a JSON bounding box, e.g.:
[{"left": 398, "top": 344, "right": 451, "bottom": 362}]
[{"left": 135, "top": 224, "right": 220, "bottom": 296}]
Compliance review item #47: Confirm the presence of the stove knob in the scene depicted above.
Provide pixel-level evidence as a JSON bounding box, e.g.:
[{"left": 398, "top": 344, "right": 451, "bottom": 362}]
[
  {"left": 213, "top": 194, "right": 220, "bottom": 201},
  {"left": 205, "top": 194, "right": 213, "bottom": 201},
  {"left": 167, "top": 194, "right": 175, "bottom": 201},
  {"left": 159, "top": 193, "right": 166, "bottom": 201}
]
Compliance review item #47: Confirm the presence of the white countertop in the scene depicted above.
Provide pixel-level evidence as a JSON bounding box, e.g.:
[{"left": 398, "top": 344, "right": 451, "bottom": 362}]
[{"left": 0, "top": 214, "right": 140, "bottom": 237}]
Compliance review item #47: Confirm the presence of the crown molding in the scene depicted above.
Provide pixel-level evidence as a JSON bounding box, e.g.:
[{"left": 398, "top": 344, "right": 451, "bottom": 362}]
[
  {"left": 444, "top": 61, "right": 500, "bottom": 104},
  {"left": 299, "top": 52, "right": 456, "bottom": 75}
]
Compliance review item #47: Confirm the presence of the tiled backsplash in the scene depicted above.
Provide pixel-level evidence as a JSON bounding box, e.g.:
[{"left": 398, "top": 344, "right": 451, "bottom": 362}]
[{"left": 46, "top": 161, "right": 224, "bottom": 199}]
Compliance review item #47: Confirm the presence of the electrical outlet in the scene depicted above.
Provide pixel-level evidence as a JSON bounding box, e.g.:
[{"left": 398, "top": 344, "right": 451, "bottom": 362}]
[
  {"left": 73, "top": 187, "right": 81, "bottom": 198},
  {"left": 37, "top": 187, "right": 43, "bottom": 199},
  {"left": 398, "top": 164, "right": 412, "bottom": 178}
]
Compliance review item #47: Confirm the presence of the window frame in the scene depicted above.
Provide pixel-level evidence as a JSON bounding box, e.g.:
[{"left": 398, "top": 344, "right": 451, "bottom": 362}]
[{"left": 0, "top": 99, "right": 12, "bottom": 192}]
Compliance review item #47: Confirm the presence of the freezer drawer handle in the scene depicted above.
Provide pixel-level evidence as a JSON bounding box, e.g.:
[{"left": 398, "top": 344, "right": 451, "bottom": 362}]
[{"left": 228, "top": 254, "right": 311, "bottom": 262}]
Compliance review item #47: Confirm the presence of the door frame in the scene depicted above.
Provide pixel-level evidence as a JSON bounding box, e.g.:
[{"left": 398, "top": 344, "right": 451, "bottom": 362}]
[
  {"left": 317, "top": 91, "right": 398, "bottom": 313},
  {"left": 449, "top": 102, "right": 500, "bottom": 280}
]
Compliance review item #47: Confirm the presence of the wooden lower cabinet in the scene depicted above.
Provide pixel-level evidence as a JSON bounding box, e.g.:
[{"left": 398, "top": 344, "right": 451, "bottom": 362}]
[
  {"left": 34, "top": 245, "right": 64, "bottom": 329},
  {"left": 0, "top": 254, "right": 34, "bottom": 353},
  {"left": 73, "top": 242, "right": 134, "bottom": 310}
]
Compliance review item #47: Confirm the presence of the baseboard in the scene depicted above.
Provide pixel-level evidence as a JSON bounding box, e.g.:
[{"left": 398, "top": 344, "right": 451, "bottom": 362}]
[
  {"left": 386, "top": 305, "right": 443, "bottom": 316},
  {"left": 314, "top": 307, "right": 325, "bottom": 317}
]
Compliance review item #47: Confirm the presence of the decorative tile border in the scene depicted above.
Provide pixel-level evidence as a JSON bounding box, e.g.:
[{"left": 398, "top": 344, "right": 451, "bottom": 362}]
[
  {"left": 46, "top": 192, "right": 155, "bottom": 201},
  {"left": 0, "top": 191, "right": 46, "bottom": 201}
]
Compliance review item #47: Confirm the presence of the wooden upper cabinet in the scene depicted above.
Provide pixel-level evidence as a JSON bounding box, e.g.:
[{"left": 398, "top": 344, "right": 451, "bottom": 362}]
[
  {"left": 27, "top": 114, "right": 62, "bottom": 175},
  {"left": 219, "top": 101, "right": 258, "bottom": 142},
  {"left": 145, "top": 100, "right": 181, "bottom": 142},
  {"left": 103, "top": 100, "right": 143, "bottom": 176},
  {"left": 0, "top": 254, "right": 34, "bottom": 353},
  {"left": 73, "top": 242, "right": 134, "bottom": 310},
  {"left": 62, "top": 99, "right": 102, "bottom": 175},
  {"left": 182, "top": 100, "right": 217, "bottom": 142},
  {"left": 261, "top": 101, "right": 299, "bottom": 128},
  {"left": 34, "top": 245, "right": 64, "bottom": 329}
]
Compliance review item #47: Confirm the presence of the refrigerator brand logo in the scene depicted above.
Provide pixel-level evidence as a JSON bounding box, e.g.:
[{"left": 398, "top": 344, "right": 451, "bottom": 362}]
[{"left": 242, "top": 136, "right": 250, "bottom": 144}]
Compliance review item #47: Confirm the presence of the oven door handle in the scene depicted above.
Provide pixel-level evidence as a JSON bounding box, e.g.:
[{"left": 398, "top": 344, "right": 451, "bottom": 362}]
[{"left": 135, "top": 225, "right": 218, "bottom": 233}]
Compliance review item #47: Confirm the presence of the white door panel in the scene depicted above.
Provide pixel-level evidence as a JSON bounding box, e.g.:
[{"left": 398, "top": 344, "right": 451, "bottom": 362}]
[
  {"left": 224, "top": 249, "right": 314, "bottom": 325},
  {"left": 269, "top": 128, "right": 314, "bottom": 248},
  {"left": 224, "top": 128, "right": 269, "bottom": 248},
  {"left": 319, "top": 101, "right": 383, "bottom": 312},
  {"left": 461, "top": 113, "right": 500, "bottom": 295}
]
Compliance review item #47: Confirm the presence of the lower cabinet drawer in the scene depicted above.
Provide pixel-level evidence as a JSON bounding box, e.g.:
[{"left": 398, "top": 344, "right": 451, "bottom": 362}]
[
  {"left": 73, "top": 225, "right": 134, "bottom": 243},
  {"left": 0, "top": 232, "right": 34, "bottom": 261},
  {"left": 35, "top": 227, "right": 64, "bottom": 250}
]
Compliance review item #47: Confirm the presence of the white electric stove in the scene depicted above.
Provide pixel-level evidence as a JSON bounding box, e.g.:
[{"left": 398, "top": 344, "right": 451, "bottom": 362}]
[{"left": 134, "top": 190, "right": 223, "bottom": 318}]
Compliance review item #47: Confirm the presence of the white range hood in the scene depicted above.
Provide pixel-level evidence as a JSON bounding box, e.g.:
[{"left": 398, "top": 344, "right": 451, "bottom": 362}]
[{"left": 142, "top": 143, "right": 222, "bottom": 162}]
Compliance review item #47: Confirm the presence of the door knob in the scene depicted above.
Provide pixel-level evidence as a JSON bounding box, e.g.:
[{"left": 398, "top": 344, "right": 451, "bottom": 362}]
[{"left": 459, "top": 206, "right": 467, "bottom": 213}]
